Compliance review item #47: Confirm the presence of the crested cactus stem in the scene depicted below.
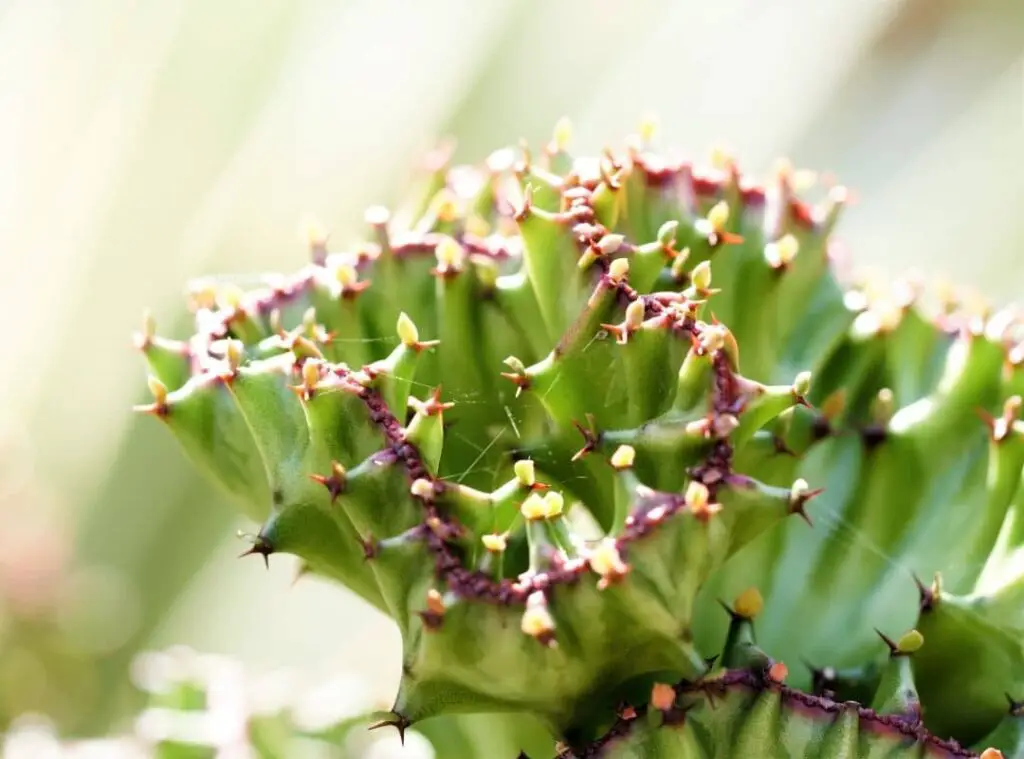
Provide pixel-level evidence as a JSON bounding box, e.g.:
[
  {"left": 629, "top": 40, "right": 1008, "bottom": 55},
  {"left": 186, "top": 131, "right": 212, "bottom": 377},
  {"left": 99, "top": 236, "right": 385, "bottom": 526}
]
[{"left": 136, "top": 121, "right": 1024, "bottom": 758}]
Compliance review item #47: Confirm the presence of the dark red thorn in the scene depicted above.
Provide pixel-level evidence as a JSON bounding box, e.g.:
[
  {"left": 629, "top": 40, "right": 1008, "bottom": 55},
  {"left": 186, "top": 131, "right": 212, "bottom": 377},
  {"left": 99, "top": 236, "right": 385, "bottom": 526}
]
[
  {"left": 309, "top": 472, "right": 345, "bottom": 502},
  {"left": 500, "top": 372, "right": 530, "bottom": 393},
  {"left": 912, "top": 573, "right": 936, "bottom": 613},
  {"left": 790, "top": 488, "right": 823, "bottom": 527},
  {"left": 875, "top": 628, "right": 899, "bottom": 656},
  {"left": 238, "top": 537, "right": 273, "bottom": 569},
  {"left": 368, "top": 714, "right": 410, "bottom": 745},
  {"left": 718, "top": 231, "right": 744, "bottom": 245},
  {"left": 571, "top": 413, "right": 600, "bottom": 462},
  {"left": 420, "top": 386, "right": 455, "bottom": 415}
]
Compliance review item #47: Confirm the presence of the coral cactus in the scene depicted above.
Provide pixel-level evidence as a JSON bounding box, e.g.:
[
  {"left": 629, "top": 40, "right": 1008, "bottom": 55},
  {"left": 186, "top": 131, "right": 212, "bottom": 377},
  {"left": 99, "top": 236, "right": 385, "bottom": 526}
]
[{"left": 134, "top": 118, "right": 1024, "bottom": 758}]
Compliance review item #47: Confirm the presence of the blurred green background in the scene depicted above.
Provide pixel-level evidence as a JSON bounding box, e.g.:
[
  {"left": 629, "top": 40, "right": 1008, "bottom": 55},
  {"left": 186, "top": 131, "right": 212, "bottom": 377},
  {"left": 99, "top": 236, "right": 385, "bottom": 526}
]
[{"left": 0, "top": 0, "right": 1021, "bottom": 755}]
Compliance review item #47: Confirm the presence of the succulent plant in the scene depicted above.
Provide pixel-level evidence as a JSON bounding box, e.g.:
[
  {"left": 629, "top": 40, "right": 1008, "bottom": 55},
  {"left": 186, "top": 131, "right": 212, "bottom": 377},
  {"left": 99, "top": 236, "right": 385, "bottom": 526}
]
[{"left": 134, "top": 118, "right": 1023, "bottom": 758}]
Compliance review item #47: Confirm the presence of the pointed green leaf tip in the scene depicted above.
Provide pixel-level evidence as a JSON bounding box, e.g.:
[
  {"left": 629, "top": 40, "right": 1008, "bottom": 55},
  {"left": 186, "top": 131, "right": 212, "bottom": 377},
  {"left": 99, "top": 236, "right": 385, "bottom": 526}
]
[{"left": 135, "top": 115, "right": 1024, "bottom": 758}]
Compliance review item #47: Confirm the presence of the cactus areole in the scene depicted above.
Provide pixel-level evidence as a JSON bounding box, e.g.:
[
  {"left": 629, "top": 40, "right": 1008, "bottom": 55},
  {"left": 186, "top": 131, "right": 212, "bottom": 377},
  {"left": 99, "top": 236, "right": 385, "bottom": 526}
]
[{"left": 135, "top": 120, "right": 1024, "bottom": 758}]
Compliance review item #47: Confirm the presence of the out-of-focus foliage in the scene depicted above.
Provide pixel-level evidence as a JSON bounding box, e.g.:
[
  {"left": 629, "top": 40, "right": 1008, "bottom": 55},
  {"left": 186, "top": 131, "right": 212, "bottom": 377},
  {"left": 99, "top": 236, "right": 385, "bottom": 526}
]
[{"left": 1, "top": 646, "right": 551, "bottom": 759}]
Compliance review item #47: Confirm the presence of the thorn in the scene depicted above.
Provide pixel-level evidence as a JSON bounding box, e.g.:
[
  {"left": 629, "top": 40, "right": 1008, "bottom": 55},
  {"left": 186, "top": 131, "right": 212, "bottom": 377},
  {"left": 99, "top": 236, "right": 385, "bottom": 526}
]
[
  {"left": 717, "top": 598, "right": 739, "bottom": 621},
  {"left": 501, "top": 355, "right": 530, "bottom": 396},
  {"left": 976, "top": 406, "right": 997, "bottom": 431},
  {"left": 913, "top": 572, "right": 941, "bottom": 613},
  {"left": 515, "top": 184, "right": 534, "bottom": 222},
  {"left": 771, "top": 435, "right": 797, "bottom": 457},
  {"left": 875, "top": 628, "right": 898, "bottom": 656},
  {"left": 412, "top": 386, "right": 455, "bottom": 416},
  {"left": 912, "top": 573, "right": 934, "bottom": 612},
  {"left": 571, "top": 413, "right": 600, "bottom": 461},
  {"left": 1005, "top": 692, "right": 1023, "bottom": 715},
  {"left": 135, "top": 376, "right": 171, "bottom": 417},
  {"left": 599, "top": 159, "right": 622, "bottom": 190},
  {"left": 368, "top": 713, "right": 411, "bottom": 745},
  {"left": 789, "top": 480, "right": 822, "bottom": 526},
  {"left": 269, "top": 308, "right": 285, "bottom": 336},
  {"left": 310, "top": 461, "right": 347, "bottom": 501},
  {"left": 238, "top": 535, "right": 274, "bottom": 569},
  {"left": 985, "top": 395, "right": 1021, "bottom": 442},
  {"left": 600, "top": 322, "right": 625, "bottom": 343},
  {"left": 802, "top": 658, "right": 834, "bottom": 693},
  {"left": 135, "top": 309, "right": 156, "bottom": 349}
]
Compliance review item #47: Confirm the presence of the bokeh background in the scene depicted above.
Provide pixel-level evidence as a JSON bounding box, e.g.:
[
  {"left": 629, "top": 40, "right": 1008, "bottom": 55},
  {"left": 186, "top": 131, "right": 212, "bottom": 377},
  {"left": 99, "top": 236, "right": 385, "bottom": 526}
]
[{"left": 1, "top": 0, "right": 1022, "bottom": 755}]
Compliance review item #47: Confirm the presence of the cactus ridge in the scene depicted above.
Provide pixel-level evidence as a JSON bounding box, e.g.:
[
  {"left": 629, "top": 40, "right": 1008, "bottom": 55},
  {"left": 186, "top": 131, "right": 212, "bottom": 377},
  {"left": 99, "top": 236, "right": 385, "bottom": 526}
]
[
  {"left": 136, "top": 120, "right": 1024, "bottom": 759},
  {"left": 557, "top": 671, "right": 982, "bottom": 759}
]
